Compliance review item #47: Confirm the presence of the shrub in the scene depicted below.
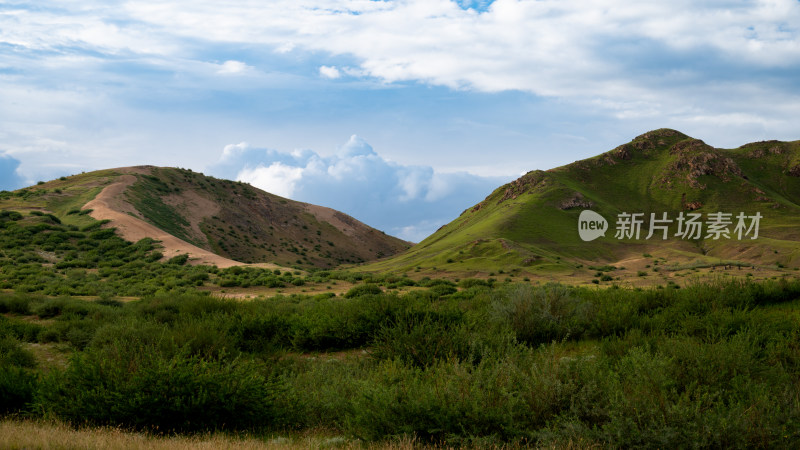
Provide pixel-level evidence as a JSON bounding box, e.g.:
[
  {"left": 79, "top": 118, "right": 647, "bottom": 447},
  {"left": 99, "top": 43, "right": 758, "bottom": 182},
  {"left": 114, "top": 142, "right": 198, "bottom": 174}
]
[
  {"left": 0, "top": 336, "right": 36, "bottom": 368},
  {"left": 347, "top": 354, "right": 571, "bottom": 444},
  {"left": 167, "top": 254, "right": 189, "bottom": 265},
  {"left": 343, "top": 284, "right": 382, "bottom": 298},
  {"left": 459, "top": 278, "right": 490, "bottom": 289},
  {"left": 37, "top": 347, "right": 296, "bottom": 432},
  {"left": 428, "top": 284, "right": 457, "bottom": 297},
  {"left": 0, "top": 366, "right": 38, "bottom": 416},
  {"left": 490, "top": 284, "right": 592, "bottom": 346},
  {"left": 0, "top": 295, "right": 33, "bottom": 315},
  {"left": 0, "top": 210, "right": 23, "bottom": 221},
  {"left": 370, "top": 310, "right": 474, "bottom": 368}
]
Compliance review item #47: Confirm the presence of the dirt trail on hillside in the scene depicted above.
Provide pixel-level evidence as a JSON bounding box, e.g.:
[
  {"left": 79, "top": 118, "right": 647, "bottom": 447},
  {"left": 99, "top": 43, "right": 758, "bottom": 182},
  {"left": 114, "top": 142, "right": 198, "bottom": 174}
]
[{"left": 82, "top": 170, "right": 253, "bottom": 269}]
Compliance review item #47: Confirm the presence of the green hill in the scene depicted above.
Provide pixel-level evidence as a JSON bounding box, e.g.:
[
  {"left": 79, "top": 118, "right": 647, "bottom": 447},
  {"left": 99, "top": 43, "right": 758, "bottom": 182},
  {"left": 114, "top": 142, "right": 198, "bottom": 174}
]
[
  {"left": 0, "top": 166, "right": 410, "bottom": 269},
  {"left": 365, "top": 129, "right": 800, "bottom": 280}
]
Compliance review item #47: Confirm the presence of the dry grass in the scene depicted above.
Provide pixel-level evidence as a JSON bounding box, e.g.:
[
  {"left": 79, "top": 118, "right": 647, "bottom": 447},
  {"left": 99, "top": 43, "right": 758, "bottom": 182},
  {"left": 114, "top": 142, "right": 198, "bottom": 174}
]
[
  {"left": 0, "top": 420, "right": 425, "bottom": 450},
  {"left": 0, "top": 420, "right": 601, "bottom": 449}
]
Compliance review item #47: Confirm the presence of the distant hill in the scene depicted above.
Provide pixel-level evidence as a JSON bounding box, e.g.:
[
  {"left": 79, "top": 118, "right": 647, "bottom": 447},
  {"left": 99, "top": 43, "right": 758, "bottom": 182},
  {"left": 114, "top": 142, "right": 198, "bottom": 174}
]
[
  {"left": 366, "top": 129, "right": 800, "bottom": 278},
  {"left": 0, "top": 166, "right": 410, "bottom": 269}
]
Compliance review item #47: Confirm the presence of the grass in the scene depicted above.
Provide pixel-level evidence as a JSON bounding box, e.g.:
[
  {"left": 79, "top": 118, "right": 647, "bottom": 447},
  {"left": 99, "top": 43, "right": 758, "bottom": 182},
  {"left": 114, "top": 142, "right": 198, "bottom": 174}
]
[{"left": 0, "top": 170, "right": 119, "bottom": 229}]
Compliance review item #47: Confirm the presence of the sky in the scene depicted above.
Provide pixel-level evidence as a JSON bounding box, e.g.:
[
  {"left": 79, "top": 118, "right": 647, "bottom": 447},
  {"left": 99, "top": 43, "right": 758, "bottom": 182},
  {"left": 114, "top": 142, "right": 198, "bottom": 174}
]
[{"left": 1, "top": 0, "right": 799, "bottom": 241}]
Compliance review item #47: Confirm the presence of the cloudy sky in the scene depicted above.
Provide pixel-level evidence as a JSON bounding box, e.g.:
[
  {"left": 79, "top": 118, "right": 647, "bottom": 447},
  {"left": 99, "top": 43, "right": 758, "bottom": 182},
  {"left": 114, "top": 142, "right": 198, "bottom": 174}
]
[{"left": 1, "top": 0, "right": 799, "bottom": 241}]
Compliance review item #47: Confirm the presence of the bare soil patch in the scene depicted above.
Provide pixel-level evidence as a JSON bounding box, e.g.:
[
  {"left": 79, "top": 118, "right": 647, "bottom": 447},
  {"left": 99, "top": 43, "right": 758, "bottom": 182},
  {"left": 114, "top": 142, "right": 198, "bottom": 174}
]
[{"left": 82, "top": 170, "right": 266, "bottom": 269}]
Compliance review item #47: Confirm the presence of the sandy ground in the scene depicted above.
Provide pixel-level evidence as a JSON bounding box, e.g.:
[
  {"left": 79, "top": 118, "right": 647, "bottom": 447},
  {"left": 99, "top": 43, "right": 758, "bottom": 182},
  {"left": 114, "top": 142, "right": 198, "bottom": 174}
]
[{"left": 82, "top": 171, "right": 249, "bottom": 268}]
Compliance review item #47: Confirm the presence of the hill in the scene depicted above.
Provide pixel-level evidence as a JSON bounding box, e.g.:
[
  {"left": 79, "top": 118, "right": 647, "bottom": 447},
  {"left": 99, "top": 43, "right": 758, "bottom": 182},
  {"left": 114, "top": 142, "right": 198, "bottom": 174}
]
[
  {"left": 365, "top": 129, "right": 800, "bottom": 282},
  {"left": 0, "top": 166, "right": 409, "bottom": 269}
]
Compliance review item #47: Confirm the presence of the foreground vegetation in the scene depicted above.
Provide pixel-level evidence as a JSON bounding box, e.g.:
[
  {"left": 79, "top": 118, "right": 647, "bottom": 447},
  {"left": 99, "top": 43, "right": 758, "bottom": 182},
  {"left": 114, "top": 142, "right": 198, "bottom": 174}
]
[
  {"left": 2, "top": 207, "right": 800, "bottom": 447},
  {"left": 2, "top": 276, "right": 800, "bottom": 447}
]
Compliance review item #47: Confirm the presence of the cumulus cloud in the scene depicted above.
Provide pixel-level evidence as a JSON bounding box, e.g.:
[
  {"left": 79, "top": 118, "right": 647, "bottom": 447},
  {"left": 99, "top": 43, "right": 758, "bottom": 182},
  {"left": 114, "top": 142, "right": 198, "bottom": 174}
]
[
  {"left": 0, "top": 153, "right": 26, "bottom": 191},
  {"left": 319, "top": 65, "right": 341, "bottom": 79},
  {"left": 238, "top": 162, "right": 303, "bottom": 197},
  {"left": 209, "top": 136, "right": 508, "bottom": 242}
]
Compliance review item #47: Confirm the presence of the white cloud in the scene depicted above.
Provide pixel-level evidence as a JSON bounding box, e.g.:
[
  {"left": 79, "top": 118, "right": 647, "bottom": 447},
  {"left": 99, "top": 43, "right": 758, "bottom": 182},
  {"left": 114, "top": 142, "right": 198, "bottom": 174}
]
[
  {"left": 237, "top": 162, "right": 304, "bottom": 198},
  {"left": 4, "top": 1, "right": 800, "bottom": 145},
  {"left": 115, "top": 0, "right": 800, "bottom": 100},
  {"left": 209, "top": 136, "right": 508, "bottom": 242},
  {"left": 319, "top": 65, "right": 341, "bottom": 79},
  {"left": 216, "top": 60, "right": 251, "bottom": 75},
  {"left": 275, "top": 42, "right": 296, "bottom": 53},
  {"left": 0, "top": 4, "right": 176, "bottom": 56},
  {"left": 221, "top": 142, "right": 251, "bottom": 161}
]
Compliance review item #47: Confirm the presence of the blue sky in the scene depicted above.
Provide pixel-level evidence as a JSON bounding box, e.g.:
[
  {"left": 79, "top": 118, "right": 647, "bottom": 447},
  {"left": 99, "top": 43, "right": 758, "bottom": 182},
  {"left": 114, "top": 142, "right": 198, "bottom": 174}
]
[{"left": 1, "top": 0, "right": 799, "bottom": 241}]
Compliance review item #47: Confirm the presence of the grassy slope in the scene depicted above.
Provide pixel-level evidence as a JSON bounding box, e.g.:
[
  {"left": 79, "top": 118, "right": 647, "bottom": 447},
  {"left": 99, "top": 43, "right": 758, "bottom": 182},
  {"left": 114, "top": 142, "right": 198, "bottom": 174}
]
[
  {"left": 0, "top": 170, "right": 120, "bottom": 230},
  {"left": 366, "top": 129, "right": 800, "bottom": 277}
]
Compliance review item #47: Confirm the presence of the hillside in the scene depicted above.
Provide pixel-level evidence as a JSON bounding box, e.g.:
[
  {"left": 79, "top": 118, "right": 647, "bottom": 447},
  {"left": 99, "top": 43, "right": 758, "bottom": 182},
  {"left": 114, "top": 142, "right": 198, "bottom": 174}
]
[
  {"left": 366, "top": 129, "right": 800, "bottom": 280},
  {"left": 0, "top": 166, "right": 409, "bottom": 269}
]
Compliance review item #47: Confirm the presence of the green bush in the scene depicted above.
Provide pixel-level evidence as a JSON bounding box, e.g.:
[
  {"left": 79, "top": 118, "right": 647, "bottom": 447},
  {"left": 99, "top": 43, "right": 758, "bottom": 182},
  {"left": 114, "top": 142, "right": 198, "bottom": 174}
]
[
  {"left": 0, "top": 366, "right": 38, "bottom": 416},
  {"left": 0, "top": 336, "right": 36, "bottom": 368},
  {"left": 490, "top": 283, "right": 593, "bottom": 346},
  {"left": 0, "top": 295, "right": 33, "bottom": 315},
  {"left": 370, "top": 310, "right": 475, "bottom": 368},
  {"left": 37, "top": 347, "right": 296, "bottom": 432},
  {"left": 167, "top": 253, "right": 190, "bottom": 265},
  {"left": 459, "top": 278, "right": 491, "bottom": 288},
  {"left": 428, "top": 284, "right": 457, "bottom": 296},
  {"left": 343, "top": 284, "right": 382, "bottom": 298},
  {"left": 347, "top": 352, "right": 577, "bottom": 444},
  {"left": 0, "top": 315, "right": 44, "bottom": 343}
]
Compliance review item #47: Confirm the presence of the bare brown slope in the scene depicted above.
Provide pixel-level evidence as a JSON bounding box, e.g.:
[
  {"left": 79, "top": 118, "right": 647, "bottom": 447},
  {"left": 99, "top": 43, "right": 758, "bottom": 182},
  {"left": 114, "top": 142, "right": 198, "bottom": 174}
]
[{"left": 82, "top": 169, "right": 258, "bottom": 268}]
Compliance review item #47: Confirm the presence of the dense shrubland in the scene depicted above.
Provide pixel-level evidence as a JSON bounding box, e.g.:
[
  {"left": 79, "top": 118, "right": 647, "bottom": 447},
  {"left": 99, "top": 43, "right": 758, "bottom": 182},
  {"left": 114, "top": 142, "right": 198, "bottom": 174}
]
[
  {"left": 1, "top": 278, "right": 799, "bottom": 447},
  {"left": 0, "top": 212, "right": 323, "bottom": 296}
]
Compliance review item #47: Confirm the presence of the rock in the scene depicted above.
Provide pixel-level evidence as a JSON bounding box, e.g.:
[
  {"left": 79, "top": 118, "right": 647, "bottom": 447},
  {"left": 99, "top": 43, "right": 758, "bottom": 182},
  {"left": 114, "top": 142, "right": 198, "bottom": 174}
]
[{"left": 559, "top": 192, "right": 593, "bottom": 210}]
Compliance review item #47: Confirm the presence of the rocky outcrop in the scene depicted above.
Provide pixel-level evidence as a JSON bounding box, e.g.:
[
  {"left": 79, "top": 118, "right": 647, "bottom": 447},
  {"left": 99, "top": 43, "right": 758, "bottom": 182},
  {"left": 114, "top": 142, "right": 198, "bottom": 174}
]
[
  {"left": 498, "top": 170, "right": 548, "bottom": 204},
  {"left": 661, "top": 139, "right": 742, "bottom": 189},
  {"left": 558, "top": 192, "right": 593, "bottom": 210}
]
